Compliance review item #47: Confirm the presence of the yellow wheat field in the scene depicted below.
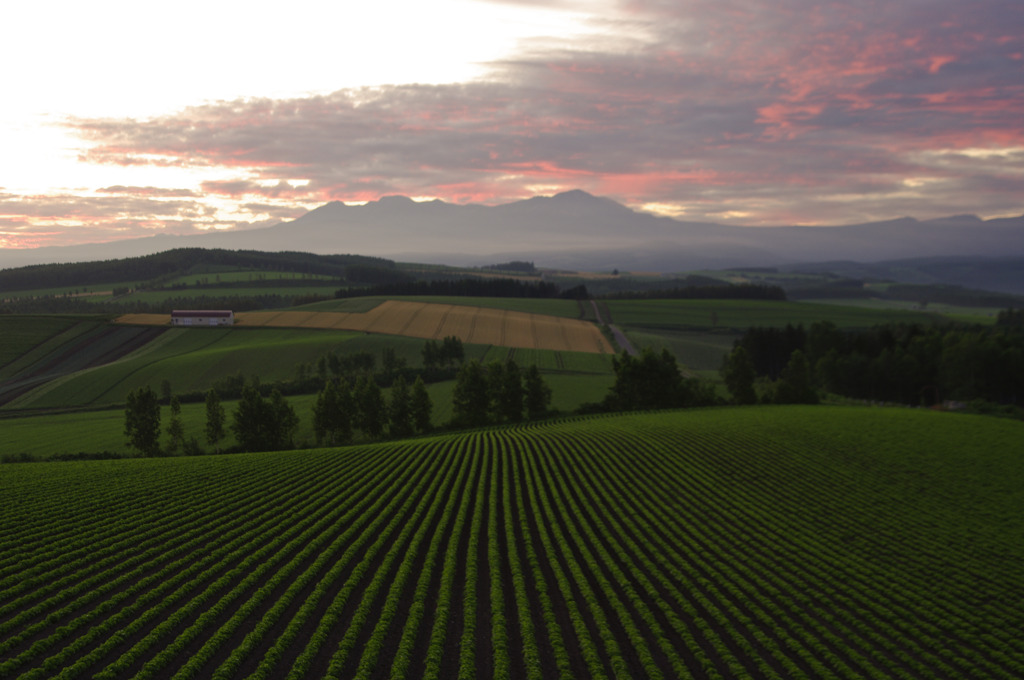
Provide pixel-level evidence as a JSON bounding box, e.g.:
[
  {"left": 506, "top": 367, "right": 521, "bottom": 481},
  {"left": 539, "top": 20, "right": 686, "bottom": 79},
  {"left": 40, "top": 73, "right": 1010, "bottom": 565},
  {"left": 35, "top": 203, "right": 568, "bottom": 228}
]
[{"left": 116, "top": 300, "right": 614, "bottom": 354}]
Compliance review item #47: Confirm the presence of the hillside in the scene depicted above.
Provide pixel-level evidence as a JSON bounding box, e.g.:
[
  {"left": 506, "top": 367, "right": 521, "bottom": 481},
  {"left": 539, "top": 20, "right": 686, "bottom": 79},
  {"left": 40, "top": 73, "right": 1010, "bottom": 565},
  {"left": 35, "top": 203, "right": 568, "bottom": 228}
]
[{"left": 2, "top": 407, "right": 1022, "bottom": 678}]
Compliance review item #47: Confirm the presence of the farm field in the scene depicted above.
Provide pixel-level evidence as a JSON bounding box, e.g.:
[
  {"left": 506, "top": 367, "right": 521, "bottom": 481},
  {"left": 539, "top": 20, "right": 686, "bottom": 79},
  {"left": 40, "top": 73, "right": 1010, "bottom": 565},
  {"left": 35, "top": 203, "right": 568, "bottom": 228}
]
[
  {"left": 0, "top": 397, "right": 311, "bottom": 459},
  {"left": 118, "top": 300, "right": 614, "bottom": 354},
  {"left": 605, "top": 298, "right": 943, "bottom": 332},
  {"left": 1, "top": 406, "right": 1021, "bottom": 678},
  {"left": 0, "top": 368, "right": 609, "bottom": 460},
  {"left": 295, "top": 296, "right": 584, "bottom": 318},
  {"left": 806, "top": 297, "right": 1002, "bottom": 324},
  {"left": 1, "top": 328, "right": 363, "bottom": 411},
  {"left": 0, "top": 316, "right": 91, "bottom": 370},
  {"left": 623, "top": 329, "right": 739, "bottom": 371}
]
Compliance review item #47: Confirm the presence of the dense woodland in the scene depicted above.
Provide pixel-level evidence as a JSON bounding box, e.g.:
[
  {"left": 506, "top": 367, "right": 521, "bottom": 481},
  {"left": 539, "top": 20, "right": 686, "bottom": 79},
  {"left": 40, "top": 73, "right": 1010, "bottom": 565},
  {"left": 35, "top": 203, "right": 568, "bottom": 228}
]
[
  {"left": 0, "top": 249, "right": 395, "bottom": 291},
  {"left": 334, "top": 277, "right": 580, "bottom": 299},
  {"left": 725, "top": 320, "right": 1024, "bottom": 406}
]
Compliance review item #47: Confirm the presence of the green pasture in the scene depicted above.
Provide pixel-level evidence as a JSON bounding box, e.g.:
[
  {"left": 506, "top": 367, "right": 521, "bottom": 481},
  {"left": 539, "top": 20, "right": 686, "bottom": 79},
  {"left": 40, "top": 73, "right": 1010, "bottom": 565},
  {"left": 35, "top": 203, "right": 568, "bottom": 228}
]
[
  {"left": 606, "top": 298, "right": 943, "bottom": 331},
  {"left": 0, "top": 394, "right": 315, "bottom": 458},
  {"left": 804, "top": 298, "right": 1002, "bottom": 325},
  {"left": 4, "top": 328, "right": 363, "bottom": 410},
  {"left": 0, "top": 366, "right": 606, "bottom": 459},
  {"left": 624, "top": 329, "right": 740, "bottom": 371}
]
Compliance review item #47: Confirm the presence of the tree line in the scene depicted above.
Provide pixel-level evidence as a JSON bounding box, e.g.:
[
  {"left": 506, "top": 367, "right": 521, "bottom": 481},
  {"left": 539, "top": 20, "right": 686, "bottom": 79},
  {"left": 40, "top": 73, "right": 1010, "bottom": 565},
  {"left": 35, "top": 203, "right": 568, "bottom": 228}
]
[
  {"left": 719, "top": 320, "right": 1024, "bottom": 407},
  {"left": 122, "top": 350, "right": 556, "bottom": 456},
  {"left": 0, "top": 248, "right": 395, "bottom": 292},
  {"left": 334, "top": 277, "right": 586, "bottom": 300}
]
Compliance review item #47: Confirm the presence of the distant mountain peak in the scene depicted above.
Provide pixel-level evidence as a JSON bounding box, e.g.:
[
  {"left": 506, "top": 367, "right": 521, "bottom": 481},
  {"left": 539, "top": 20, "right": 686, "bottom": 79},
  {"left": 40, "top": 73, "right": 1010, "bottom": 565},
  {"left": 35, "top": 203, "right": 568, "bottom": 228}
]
[
  {"left": 376, "top": 195, "right": 416, "bottom": 205},
  {"left": 552, "top": 189, "right": 598, "bottom": 201}
]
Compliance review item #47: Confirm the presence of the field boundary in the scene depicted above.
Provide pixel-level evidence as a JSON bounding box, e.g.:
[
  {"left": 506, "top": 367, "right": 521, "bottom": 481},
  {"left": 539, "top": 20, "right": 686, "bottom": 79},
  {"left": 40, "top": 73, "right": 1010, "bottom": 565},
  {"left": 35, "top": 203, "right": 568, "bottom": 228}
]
[{"left": 116, "top": 301, "right": 614, "bottom": 354}]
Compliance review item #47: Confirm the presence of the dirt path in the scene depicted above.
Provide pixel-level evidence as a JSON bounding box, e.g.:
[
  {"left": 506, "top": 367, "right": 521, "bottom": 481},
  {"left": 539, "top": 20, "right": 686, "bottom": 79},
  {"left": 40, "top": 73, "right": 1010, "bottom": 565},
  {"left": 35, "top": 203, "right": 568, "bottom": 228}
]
[{"left": 590, "top": 300, "right": 637, "bottom": 356}]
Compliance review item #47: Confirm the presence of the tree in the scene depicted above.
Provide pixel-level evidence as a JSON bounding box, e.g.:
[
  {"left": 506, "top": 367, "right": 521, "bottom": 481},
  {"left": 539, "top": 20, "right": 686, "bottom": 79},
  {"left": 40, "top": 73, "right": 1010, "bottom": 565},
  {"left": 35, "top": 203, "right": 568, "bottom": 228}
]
[
  {"left": 313, "top": 380, "right": 348, "bottom": 446},
  {"left": 422, "top": 340, "right": 440, "bottom": 370},
  {"left": 388, "top": 375, "right": 414, "bottom": 438},
  {"left": 313, "top": 380, "right": 336, "bottom": 446},
  {"left": 607, "top": 349, "right": 683, "bottom": 410},
  {"left": 381, "top": 346, "right": 406, "bottom": 380},
  {"left": 485, "top": 361, "right": 507, "bottom": 422},
  {"left": 495, "top": 360, "right": 524, "bottom": 423},
  {"left": 124, "top": 386, "right": 161, "bottom": 456},
  {"left": 354, "top": 376, "right": 387, "bottom": 438},
  {"left": 773, "top": 349, "right": 819, "bottom": 404},
  {"left": 720, "top": 345, "right": 757, "bottom": 405},
  {"left": 232, "top": 384, "right": 300, "bottom": 452},
  {"left": 452, "top": 360, "right": 490, "bottom": 427},
  {"left": 605, "top": 348, "right": 713, "bottom": 411},
  {"left": 441, "top": 335, "right": 465, "bottom": 368},
  {"left": 165, "top": 396, "right": 185, "bottom": 455},
  {"left": 523, "top": 364, "right": 552, "bottom": 420},
  {"left": 205, "top": 388, "right": 226, "bottom": 451},
  {"left": 410, "top": 376, "right": 433, "bottom": 433},
  {"left": 232, "top": 384, "right": 266, "bottom": 452},
  {"left": 267, "top": 389, "right": 299, "bottom": 449}
]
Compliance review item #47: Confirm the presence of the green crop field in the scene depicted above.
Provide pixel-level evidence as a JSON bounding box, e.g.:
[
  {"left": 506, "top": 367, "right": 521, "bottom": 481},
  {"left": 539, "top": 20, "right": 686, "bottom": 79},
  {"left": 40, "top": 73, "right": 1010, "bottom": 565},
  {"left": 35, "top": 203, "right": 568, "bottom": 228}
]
[
  {"left": 623, "top": 329, "right": 740, "bottom": 371},
  {"left": 0, "top": 370, "right": 610, "bottom": 460},
  {"left": 807, "top": 297, "right": 1002, "bottom": 325},
  {"left": 0, "top": 394, "right": 321, "bottom": 459},
  {"left": 1, "top": 406, "right": 1021, "bottom": 679},
  {"left": 4, "top": 328, "right": 364, "bottom": 410},
  {"left": 606, "top": 299, "right": 943, "bottom": 331},
  {"left": 0, "top": 316, "right": 91, "bottom": 371}
]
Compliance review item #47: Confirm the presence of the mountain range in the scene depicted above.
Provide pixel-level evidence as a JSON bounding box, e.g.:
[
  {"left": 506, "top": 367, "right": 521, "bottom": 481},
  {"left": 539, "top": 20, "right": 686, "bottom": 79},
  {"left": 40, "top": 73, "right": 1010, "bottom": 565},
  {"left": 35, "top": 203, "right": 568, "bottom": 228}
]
[{"left": 2, "top": 190, "right": 1023, "bottom": 273}]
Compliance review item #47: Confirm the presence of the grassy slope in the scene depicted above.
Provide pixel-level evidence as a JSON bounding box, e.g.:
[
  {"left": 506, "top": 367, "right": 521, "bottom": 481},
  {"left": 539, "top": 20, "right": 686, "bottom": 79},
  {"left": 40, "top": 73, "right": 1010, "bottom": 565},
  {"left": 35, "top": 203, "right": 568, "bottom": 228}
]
[
  {"left": 0, "top": 317, "right": 99, "bottom": 374},
  {"left": 606, "top": 298, "right": 943, "bottom": 331},
  {"left": 0, "top": 368, "right": 612, "bottom": 458},
  {"left": 4, "top": 328, "right": 363, "bottom": 410}
]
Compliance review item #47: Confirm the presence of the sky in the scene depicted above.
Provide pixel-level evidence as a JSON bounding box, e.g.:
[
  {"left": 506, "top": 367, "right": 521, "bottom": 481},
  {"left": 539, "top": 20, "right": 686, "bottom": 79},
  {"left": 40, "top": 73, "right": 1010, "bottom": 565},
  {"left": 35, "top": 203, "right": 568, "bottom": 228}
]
[{"left": 1, "top": 0, "right": 1022, "bottom": 250}]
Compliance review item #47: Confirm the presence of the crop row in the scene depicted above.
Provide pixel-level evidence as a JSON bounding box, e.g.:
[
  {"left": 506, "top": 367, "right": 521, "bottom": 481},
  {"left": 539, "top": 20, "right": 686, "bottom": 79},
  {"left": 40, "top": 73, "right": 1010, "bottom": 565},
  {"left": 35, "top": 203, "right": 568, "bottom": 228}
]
[{"left": 2, "top": 407, "right": 1022, "bottom": 678}]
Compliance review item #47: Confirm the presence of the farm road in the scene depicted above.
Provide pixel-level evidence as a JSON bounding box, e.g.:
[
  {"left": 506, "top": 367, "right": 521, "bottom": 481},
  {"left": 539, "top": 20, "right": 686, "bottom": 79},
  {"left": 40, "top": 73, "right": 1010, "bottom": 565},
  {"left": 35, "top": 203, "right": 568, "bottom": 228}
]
[{"left": 590, "top": 300, "right": 637, "bottom": 356}]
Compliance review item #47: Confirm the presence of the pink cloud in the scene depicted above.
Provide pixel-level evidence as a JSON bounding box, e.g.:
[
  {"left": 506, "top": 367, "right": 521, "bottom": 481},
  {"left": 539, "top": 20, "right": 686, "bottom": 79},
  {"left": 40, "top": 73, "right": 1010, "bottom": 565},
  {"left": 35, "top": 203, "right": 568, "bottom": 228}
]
[{"left": 33, "top": 0, "right": 1018, "bottom": 234}]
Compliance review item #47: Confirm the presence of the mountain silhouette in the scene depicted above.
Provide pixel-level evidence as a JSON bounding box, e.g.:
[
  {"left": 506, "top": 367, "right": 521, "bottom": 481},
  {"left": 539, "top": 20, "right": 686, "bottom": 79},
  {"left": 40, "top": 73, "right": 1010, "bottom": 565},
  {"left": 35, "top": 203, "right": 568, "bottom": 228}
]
[{"left": 1, "top": 190, "right": 1022, "bottom": 271}]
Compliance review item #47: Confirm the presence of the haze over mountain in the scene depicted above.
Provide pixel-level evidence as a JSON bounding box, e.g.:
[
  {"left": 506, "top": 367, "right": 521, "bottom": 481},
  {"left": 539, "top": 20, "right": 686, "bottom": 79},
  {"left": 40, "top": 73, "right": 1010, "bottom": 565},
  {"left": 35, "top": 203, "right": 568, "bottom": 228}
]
[{"left": 2, "top": 190, "right": 1023, "bottom": 273}]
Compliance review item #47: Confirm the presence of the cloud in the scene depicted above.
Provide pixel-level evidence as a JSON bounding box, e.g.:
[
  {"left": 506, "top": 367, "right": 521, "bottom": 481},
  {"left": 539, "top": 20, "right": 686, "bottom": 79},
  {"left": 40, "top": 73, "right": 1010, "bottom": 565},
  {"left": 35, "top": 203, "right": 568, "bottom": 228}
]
[
  {"left": 33, "top": 0, "right": 1024, "bottom": 238},
  {"left": 0, "top": 192, "right": 287, "bottom": 249},
  {"left": 97, "top": 186, "right": 200, "bottom": 198}
]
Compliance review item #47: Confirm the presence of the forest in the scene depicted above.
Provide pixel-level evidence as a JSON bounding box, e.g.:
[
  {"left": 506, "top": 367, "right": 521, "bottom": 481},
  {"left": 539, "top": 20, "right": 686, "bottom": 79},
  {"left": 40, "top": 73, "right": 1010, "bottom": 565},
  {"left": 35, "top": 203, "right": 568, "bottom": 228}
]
[{"left": 726, "top": 319, "right": 1024, "bottom": 406}]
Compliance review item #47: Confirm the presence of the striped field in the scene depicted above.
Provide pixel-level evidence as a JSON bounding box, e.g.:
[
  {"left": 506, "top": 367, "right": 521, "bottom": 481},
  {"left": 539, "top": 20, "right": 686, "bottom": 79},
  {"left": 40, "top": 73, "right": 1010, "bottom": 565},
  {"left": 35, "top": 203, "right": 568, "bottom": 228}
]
[
  {"left": 2, "top": 406, "right": 1022, "bottom": 679},
  {"left": 117, "top": 300, "right": 614, "bottom": 354}
]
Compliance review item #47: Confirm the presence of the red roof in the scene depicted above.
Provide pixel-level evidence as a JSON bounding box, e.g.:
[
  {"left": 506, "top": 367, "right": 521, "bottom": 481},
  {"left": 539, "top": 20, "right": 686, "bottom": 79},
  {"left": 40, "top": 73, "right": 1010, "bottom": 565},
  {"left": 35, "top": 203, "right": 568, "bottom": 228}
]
[{"left": 171, "top": 310, "right": 233, "bottom": 317}]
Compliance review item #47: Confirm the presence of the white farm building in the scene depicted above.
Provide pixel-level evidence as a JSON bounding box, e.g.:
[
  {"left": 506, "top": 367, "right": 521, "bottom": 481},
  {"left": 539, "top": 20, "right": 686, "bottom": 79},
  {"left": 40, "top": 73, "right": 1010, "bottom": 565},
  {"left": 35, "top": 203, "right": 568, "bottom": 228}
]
[{"left": 171, "top": 310, "right": 234, "bottom": 326}]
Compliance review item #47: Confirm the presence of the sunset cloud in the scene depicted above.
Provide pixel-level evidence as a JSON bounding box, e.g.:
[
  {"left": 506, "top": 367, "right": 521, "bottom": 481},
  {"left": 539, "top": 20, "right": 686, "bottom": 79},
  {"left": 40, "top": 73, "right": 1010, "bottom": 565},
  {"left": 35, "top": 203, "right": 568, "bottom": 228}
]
[{"left": 3, "top": 0, "right": 1022, "bottom": 248}]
